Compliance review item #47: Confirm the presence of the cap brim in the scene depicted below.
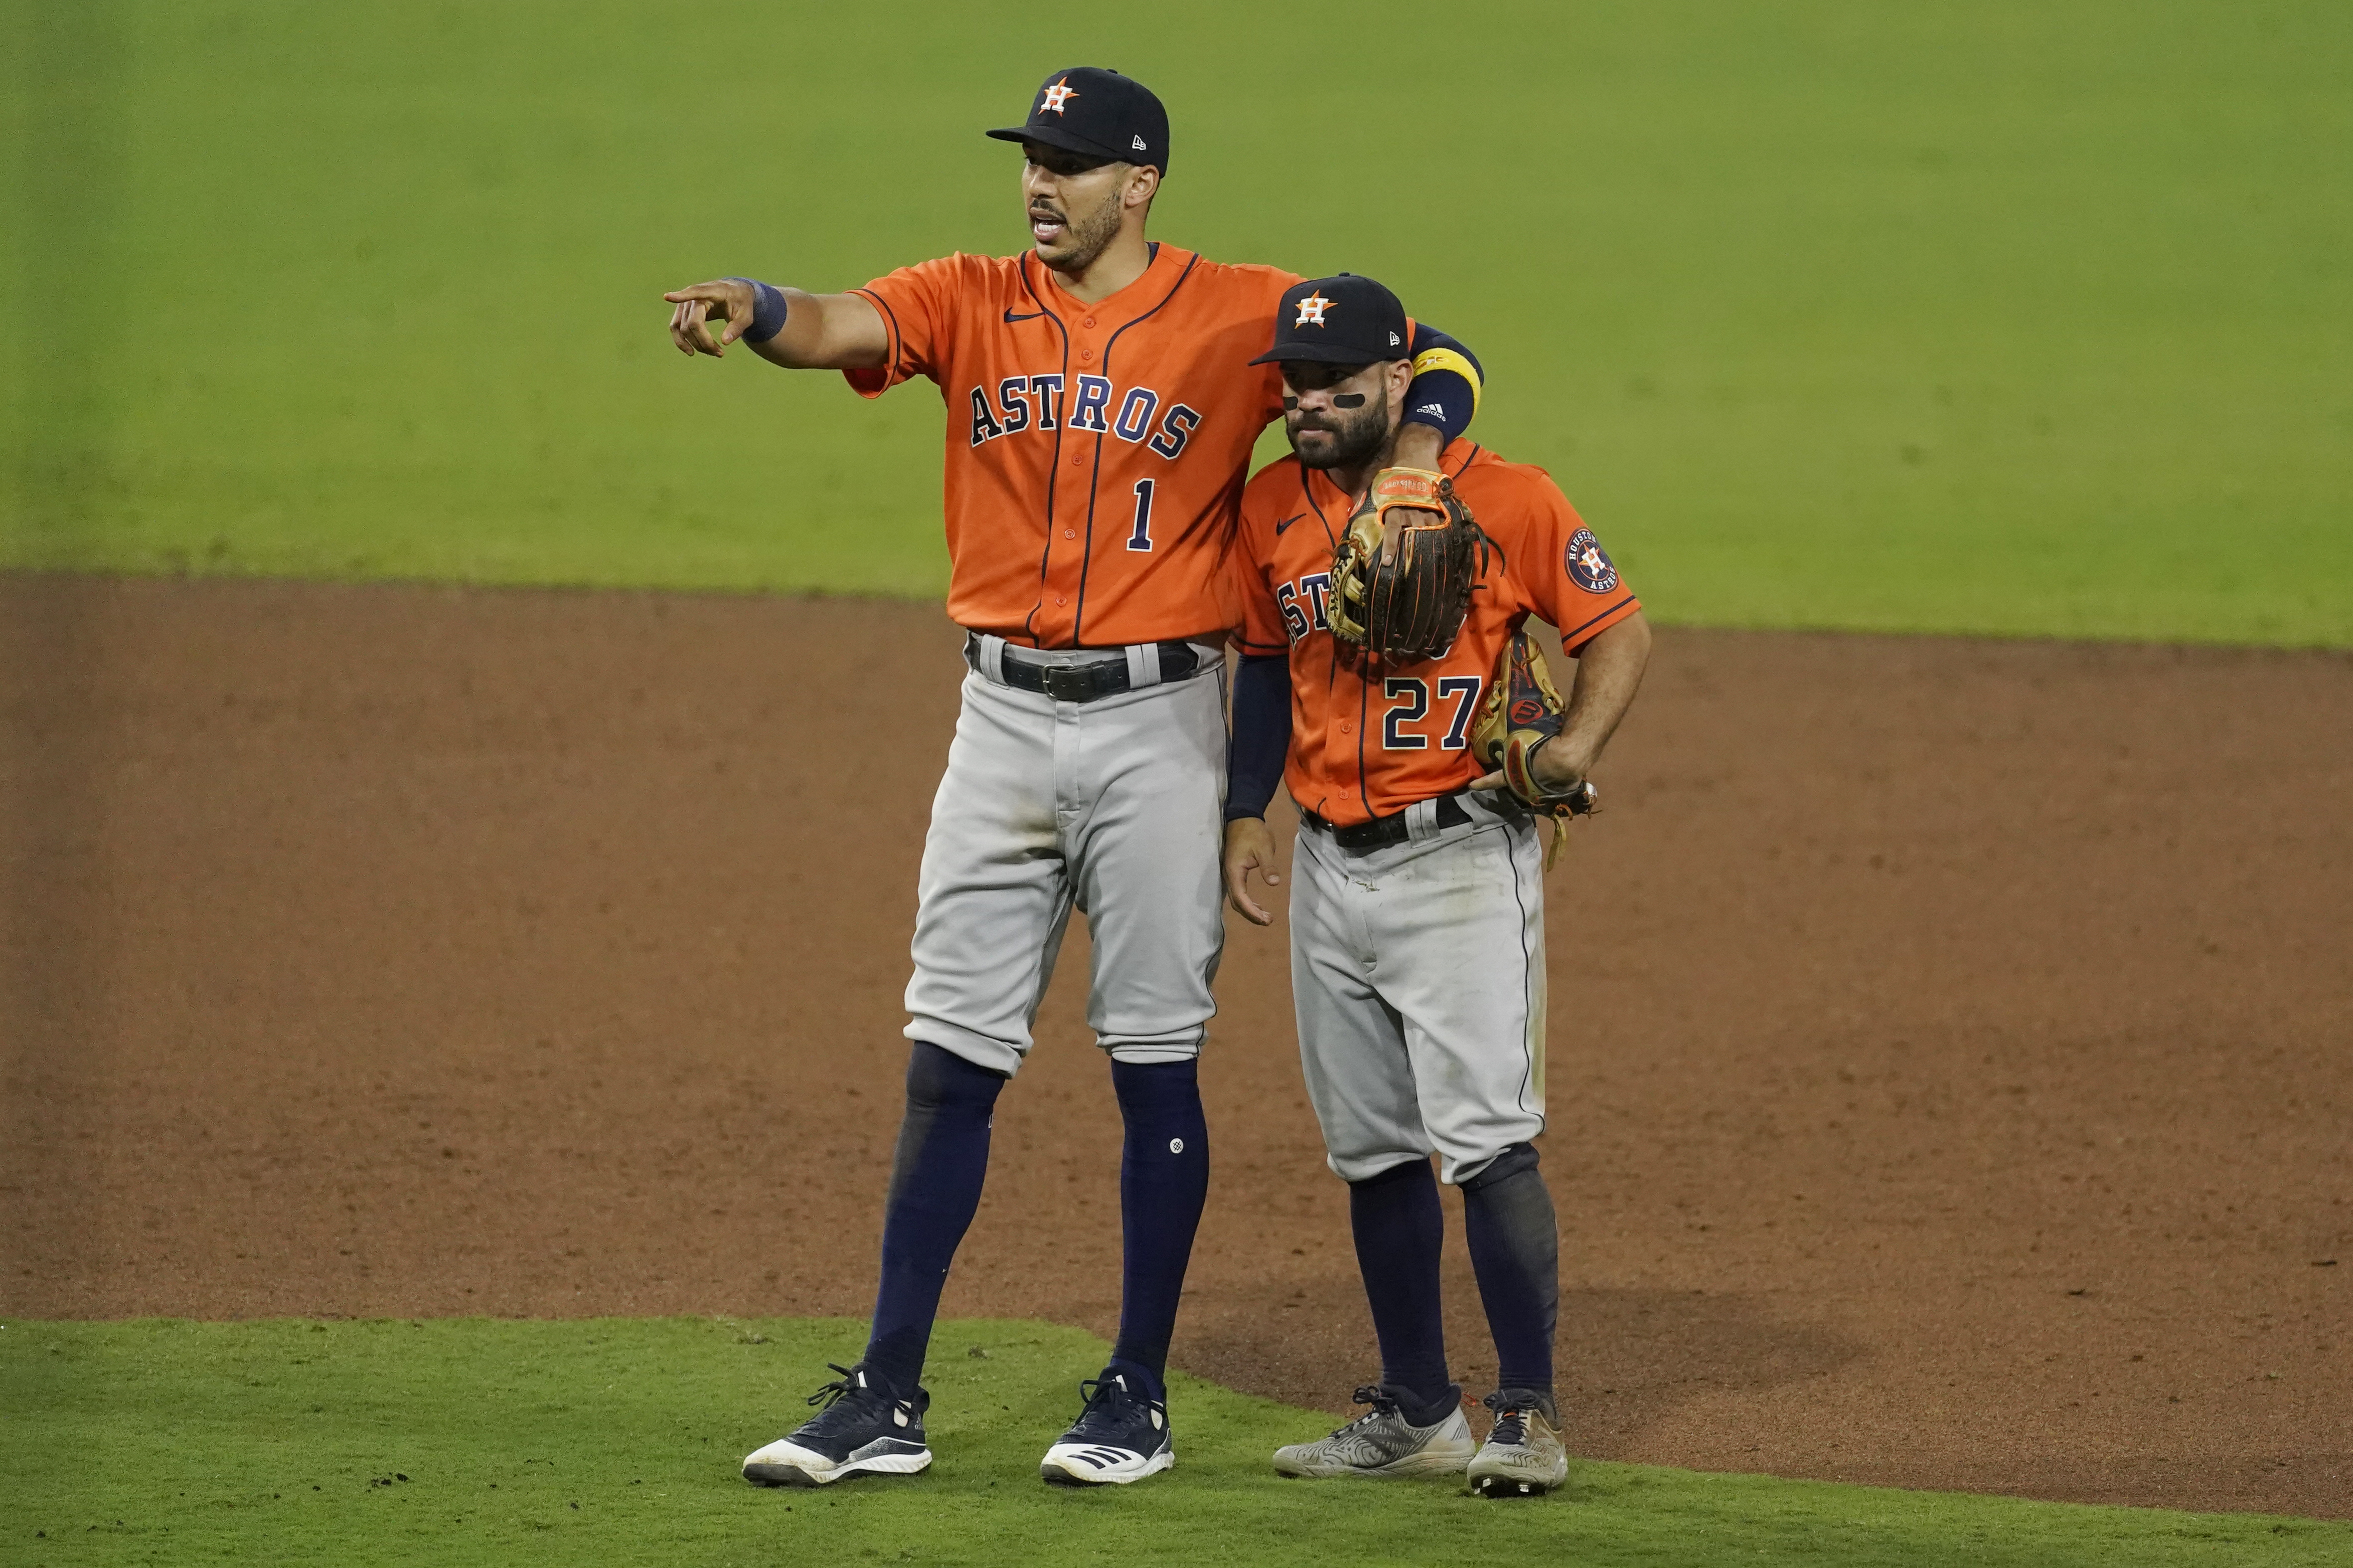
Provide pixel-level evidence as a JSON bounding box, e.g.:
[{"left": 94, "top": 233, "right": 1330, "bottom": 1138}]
[
  {"left": 1247, "top": 342, "right": 1392, "bottom": 367},
  {"left": 984, "top": 124, "right": 1126, "bottom": 162}
]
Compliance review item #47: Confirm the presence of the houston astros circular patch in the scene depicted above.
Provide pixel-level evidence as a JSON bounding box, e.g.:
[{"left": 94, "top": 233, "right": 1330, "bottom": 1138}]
[{"left": 1565, "top": 528, "right": 1619, "bottom": 593}]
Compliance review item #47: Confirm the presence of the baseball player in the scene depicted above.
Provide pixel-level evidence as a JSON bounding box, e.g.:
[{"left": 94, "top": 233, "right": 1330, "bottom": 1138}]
[
  {"left": 660, "top": 70, "right": 1488, "bottom": 1488},
  {"left": 1221, "top": 275, "right": 1650, "bottom": 1497}
]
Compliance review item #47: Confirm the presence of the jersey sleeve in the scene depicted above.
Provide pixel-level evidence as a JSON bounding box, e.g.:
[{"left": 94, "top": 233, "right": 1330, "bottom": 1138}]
[
  {"left": 841, "top": 254, "right": 976, "bottom": 399},
  {"left": 1230, "top": 472, "right": 1293, "bottom": 656},
  {"left": 1516, "top": 473, "right": 1641, "bottom": 655}
]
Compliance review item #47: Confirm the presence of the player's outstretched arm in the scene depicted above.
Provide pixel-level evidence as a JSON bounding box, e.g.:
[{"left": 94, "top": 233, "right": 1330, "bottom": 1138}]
[
  {"left": 1525, "top": 611, "right": 1652, "bottom": 792},
  {"left": 661, "top": 279, "right": 888, "bottom": 369}
]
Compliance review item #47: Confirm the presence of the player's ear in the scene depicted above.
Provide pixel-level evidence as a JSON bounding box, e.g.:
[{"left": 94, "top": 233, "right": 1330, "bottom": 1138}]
[
  {"left": 1126, "top": 162, "right": 1160, "bottom": 212},
  {"left": 1387, "top": 359, "right": 1414, "bottom": 403}
]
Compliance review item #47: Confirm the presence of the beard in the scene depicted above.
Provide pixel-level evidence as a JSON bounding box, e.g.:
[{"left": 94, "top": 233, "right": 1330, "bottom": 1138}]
[
  {"left": 1042, "top": 185, "right": 1127, "bottom": 273},
  {"left": 1289, "top": 387, "right": 1391, "bottom": 471}
]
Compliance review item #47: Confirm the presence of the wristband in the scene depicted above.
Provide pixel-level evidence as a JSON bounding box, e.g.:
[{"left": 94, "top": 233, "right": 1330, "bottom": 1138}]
[{"left": 725, "top": 278, "right": 790, "bottom": 343}]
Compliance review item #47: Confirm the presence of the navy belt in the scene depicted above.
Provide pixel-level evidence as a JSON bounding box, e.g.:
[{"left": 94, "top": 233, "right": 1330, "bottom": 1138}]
[
  {"left": 1303, "top": 792, "right": 1475, "bottom": 851},
  {"left": 972, "top": 638, "right": 1201, "bottom": 704}
]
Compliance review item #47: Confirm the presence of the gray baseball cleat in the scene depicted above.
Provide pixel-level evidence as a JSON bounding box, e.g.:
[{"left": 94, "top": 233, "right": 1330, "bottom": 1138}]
[
  {"left": 1272, "top": 1384, "right": 1475, "bottom": 1479},
  {"left": 1466, "top": 1388, "right": 1568, "bottom": 1498}
]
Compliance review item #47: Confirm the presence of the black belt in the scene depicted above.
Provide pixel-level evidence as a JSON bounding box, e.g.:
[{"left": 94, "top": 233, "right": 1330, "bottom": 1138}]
[
  {"left": 1303, "top": 792, "right": 1475, "bottom": 850},
  {"left": 973, "top": 638, "right": 1201, "bottom": 704}
]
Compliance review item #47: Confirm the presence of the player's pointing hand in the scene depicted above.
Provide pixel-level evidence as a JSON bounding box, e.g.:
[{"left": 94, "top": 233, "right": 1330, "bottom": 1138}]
[{"left": 663, "top": 279, "right": 756, "bottom": 358}]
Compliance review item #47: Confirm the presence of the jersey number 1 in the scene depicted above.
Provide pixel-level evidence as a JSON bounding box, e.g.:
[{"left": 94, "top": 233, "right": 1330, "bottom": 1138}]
[{"left": 1127, "top": 478, "right": 1154, "bottom": 553}]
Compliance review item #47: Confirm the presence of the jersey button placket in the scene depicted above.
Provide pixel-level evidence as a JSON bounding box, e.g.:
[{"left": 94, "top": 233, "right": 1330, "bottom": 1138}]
[{"left": 1047, "top": 316, "right": 1104, "bottom": 641}]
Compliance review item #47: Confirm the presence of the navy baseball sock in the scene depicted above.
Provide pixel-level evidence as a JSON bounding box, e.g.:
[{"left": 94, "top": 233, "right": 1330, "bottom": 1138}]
[
  {"left": 1106, "top": 1057, "right": 1210, "bottom": 1400},
  {"left": 1461, "top": 1144, "right": 1559, "bottom": 1397},
  {"left": 1347, "top": 1158, "right": 1456, "bottom": 1424},
  {"left": 861, "top": 1041, "right": 1008, "bottom": 1397}
]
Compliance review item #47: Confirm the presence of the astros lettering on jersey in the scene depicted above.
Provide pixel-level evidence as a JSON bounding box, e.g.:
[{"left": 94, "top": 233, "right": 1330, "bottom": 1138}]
[
  {"left": 848, "top": 247, "right": 1464, "bottom": 649},
  {"left": 1232, "top": 438, "right": 1641, "bottom": 825}
]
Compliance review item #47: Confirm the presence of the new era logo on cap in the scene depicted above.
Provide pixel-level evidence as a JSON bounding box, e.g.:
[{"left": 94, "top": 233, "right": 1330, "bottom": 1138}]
[{"left": 1132, "top": 135, "right": 1147, "bottom": 151}]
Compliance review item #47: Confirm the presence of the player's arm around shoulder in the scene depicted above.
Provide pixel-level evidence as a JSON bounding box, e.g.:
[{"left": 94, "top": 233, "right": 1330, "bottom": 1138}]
[{"left": 662, "top": 278, "right": 888, "bottom": 369}]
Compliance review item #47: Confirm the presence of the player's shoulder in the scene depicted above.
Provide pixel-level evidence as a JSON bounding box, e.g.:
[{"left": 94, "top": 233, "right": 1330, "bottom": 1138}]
[
  {"left": 1169, "top": 250, "right": 1298, "bottom": 303},
  {"left": 1452, "top": 441, "right": 1560, "bottom": 491},
  {"left": 863, "top": 250, "right": 1030, "bottom": 296},
  {"left": 1450, "top": 442, "right": 1574, "bottom": 515}
]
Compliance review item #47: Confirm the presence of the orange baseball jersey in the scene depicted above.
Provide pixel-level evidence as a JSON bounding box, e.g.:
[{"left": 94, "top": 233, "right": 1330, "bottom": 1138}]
[
  {"left": 849, "top": 246, "right": 1449, "bottom": 648},
  {"left": 1232, "top": 438, "right": 1641, "bottom": 826}
]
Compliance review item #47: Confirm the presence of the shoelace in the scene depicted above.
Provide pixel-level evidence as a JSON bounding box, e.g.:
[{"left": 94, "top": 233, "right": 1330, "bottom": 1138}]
[
  {"left": 1482, "top": 1390, "right": 1533, "bottom": 1445},
  {"left": 1327, "top": 1384, "right": 1402, "bottom": 1437},
  {"left": 805, "top": 1362, "right": 864, "bottom": 1412},
  {"left": 1070, "top": 1374, "right": 1171, "bottom": 1442},
  {"left": 1070, "top": 1375, "right": 1137, "bottom": 1428}
]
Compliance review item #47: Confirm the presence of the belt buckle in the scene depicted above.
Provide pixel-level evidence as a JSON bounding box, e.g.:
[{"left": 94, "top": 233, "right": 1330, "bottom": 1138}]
[{"left": 1042, "top": 664, "right": 1099, "bottom": 704}]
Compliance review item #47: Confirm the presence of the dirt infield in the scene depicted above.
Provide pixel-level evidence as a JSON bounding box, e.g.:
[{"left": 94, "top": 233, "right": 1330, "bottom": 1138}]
[{"left": 4, "top": 574, "right": 2347, "bottom": 1516}]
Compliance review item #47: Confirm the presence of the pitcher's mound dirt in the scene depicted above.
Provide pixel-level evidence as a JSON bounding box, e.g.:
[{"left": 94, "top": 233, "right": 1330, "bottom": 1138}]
[{"left": 3, "top": 574, "right": 2347, "bottom": 1516}]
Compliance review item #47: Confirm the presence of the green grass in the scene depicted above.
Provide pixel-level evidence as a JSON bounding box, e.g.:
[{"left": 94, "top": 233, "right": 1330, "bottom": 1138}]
[
  {"left": 4, "top": 2, "right": 2349, "bottom": 643},
  {"left": 2, "top": 1317, "right": 2344, "bottom": 1567}
]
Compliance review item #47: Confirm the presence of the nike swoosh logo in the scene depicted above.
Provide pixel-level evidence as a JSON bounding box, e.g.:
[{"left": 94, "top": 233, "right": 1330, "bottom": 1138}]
[
  {"left": 1275, "top": 513, "right": 1308, "bottom": 534},
  {"left": 1003, "top": 309, "right": 1045, "bottom": 323}
]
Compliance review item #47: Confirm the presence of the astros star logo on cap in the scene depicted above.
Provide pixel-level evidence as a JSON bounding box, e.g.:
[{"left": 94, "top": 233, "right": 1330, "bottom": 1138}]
[
  {"left": 1040, "top": 77, "right": 1079, "bottom": 115},
  {"left": 1294, "top": 292, "right": 1333, "bottom": 327}
]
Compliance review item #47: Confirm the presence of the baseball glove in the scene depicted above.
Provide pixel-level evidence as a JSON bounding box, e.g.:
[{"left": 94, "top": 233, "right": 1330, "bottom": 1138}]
[
  {"left": 1470, "top": 630, "right": 1597, "bottom": 867},
  {"left": 1326, "top": 468, "right": 1488, "bottom": 663}
]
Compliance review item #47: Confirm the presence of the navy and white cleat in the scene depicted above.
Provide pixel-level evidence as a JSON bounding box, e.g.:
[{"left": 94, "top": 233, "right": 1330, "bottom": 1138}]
[
  {"left": 742, "top": 1363, "right": 932, "bottom": 1487},
  {"left": 1038, "top": 1370, "right": 1175, "bottom": 1486}
]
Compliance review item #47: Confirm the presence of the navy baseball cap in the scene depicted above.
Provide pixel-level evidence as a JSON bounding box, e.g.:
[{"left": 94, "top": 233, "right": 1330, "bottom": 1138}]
[
  {"left": 986, "top": 67, "right": 1169, "bottom": 173},
  {"left": 1249, "top": 274, "right": 1411, "bottom": 366}
]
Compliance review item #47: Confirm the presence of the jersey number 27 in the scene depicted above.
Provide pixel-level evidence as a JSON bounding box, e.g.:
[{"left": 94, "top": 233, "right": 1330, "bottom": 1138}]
[{"left": 1383, "top": 676, "right": 1482, "bottom": 750}]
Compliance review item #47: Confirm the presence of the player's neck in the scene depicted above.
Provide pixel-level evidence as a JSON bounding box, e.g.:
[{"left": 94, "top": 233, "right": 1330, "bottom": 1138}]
[
  {"left": 1044, "top": 228, "right": 1155, "bottom": 305},
  {"left": 1324, "top": 429, "right": 1403, "bottom": 502}
]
